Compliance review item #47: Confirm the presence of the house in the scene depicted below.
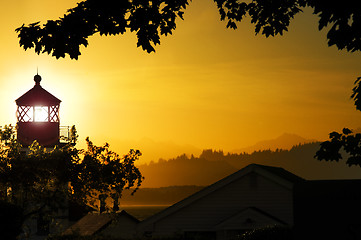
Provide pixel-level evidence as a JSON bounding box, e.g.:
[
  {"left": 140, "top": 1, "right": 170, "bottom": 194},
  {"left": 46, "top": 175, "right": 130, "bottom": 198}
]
[
  {"left": 137, "top": 164, "right": 304, "bottom": 240},
  {"left": 63, "top": 210, "right": 139, "bottom": 239},
  {"left": 64, "top": 163, "right": 361, "bottom": 240},
  {"left": 293, "top": 179, "right": 361, "bottom": 240}
]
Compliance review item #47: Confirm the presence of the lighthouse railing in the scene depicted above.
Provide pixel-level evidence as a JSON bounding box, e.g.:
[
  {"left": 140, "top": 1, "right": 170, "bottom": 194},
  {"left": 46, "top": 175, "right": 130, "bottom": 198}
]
[
  {"left": 1, "top": 125, "right": 73, "bottom": 145},
  {"left": 59, "top": 126, "right": 70, "bottom": 144}
]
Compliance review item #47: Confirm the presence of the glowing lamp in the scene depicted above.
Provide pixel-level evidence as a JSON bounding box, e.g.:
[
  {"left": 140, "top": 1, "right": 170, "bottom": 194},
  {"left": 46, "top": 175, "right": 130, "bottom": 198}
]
[
  {"left": 34, "top": 106, "right": 48, "bottom": 122},
  {"left": 15, "top": 74, "right": 61, "bottom": 147}
]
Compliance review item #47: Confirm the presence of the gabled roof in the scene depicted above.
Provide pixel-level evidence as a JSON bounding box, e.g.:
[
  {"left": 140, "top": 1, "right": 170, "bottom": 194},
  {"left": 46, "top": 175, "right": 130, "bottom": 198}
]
[
  {"left": 16, "top": 75, "right": 61, "bottom": 106},
  {"left": 139, "top": 164, "right": 304, "bottom": 229},
  {"left": 63, "top": 213, "right": 112, "bottom": 236},
  {"left": 63, "top": 210, "right": 139, "bottom": 236},
  {"left": 252, "top": 164, "right": 304, "bottom": 183},
  {"left": 119, "top": 209, "right": 141, "bottom": 223},
  {"left": 214, "top": 207, "right": 287, "bottom": 230}
]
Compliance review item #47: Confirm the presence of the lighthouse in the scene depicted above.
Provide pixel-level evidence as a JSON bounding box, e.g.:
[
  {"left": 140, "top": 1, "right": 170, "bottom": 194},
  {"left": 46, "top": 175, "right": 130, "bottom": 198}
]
[{"left": 15, "top": 74, "right": 61, "bottom": 147}]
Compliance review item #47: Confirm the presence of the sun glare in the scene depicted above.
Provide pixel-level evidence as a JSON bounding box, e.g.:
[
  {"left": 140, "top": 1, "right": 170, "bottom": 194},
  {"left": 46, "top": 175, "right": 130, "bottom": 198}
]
[{"left": 34, "top": 106, "right": 48, "bottom": 122}]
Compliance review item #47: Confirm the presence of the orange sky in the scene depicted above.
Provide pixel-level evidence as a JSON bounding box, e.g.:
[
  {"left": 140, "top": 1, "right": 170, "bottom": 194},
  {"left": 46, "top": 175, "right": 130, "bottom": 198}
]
[{"left": 1, "top": 0, "right": 360, "bottom": 164}]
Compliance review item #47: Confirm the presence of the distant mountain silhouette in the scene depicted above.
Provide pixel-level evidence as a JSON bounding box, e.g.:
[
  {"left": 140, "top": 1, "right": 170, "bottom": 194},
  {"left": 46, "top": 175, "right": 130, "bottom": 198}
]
[
  {"left": 232, "top": 133, "right": 317, "bottom": 153},
  {"left": 138, "top": 142, "right": 361, "bottom": 188}
]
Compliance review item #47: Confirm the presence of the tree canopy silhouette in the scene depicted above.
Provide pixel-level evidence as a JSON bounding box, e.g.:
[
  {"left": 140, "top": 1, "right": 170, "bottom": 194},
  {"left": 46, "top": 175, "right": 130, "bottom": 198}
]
[
  {"left": 15, "top": 0, "right": 361, "bottom": 59},
  {"left": 0, "top": 125, "right": 143, "bottom": 237},
  {"left": 315, "top": 77, "right": 361, "bottom": 166}
]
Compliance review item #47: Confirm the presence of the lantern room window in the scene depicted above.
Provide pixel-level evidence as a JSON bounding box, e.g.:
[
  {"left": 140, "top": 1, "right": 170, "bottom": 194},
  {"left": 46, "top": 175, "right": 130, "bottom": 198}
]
[
  {"left": 34, "top": 106, "right": 48, "bottom": 122},
  {"left": 17, "top": 105, "right": 59, "bottom": 123}
]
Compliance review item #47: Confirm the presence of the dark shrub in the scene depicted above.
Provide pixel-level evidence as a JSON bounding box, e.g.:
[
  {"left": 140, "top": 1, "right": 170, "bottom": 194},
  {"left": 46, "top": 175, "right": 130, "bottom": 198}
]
[{"left": 240, "top": 225, "right": 292, "bottom": 240}]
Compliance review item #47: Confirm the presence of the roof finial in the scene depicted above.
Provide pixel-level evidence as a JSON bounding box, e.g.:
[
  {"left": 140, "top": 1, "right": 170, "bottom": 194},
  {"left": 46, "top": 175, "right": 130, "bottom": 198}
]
[{"left": 34, "top": 67, "right": 41, "bottom": 85}]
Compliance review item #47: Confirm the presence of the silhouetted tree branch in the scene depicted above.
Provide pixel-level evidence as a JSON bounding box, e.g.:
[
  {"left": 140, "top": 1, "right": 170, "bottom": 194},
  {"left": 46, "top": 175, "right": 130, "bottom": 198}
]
[
  {"left": 315, "top": 128, "right": 361, "bottom": 166},
  {"left": 315, "top": 78, "right": 361, "bottom": 166},
  {"left": 15, "top": 0, "right": 361, "bottom": 59}
]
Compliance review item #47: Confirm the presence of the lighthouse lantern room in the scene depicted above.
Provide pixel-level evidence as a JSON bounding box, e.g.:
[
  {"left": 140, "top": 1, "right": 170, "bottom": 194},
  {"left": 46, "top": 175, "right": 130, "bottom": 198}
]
[{"left": 16, "top": 74, "right": 61, "bottom": 147}]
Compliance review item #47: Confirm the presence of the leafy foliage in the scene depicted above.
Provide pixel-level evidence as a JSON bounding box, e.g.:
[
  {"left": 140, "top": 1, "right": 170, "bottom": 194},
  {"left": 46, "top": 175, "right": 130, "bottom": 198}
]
[
  {"left": 15, "top": 0, "right": 361, "bottom": 59},
  {"left": 70, "top": 137, "right": 143, "bottom": 211},
  {"left": 0, "top": 124, "right": 143, "bottom": 233},
  {"left": 351, "top": 77, "right": 361, "bottom": 111},
  {"left": 307, "top": 0, "right": 361, "bottom": 52},
  {"left": 315, "top": 128, "right": 361, "bottom": 167},
  {"left": 248, "top": 0, "right": 304, "bottom": 37},
  {"left": 316, "top": 77, "right": 361, "bottom": 167},
  {"left": 16, "top": 0, "right": 188, "bottom": 59}
]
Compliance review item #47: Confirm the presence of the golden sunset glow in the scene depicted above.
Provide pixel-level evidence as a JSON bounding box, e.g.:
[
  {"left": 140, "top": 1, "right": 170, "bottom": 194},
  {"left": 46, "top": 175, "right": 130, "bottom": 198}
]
[{"left": 1, "top": 0, "right": 361, "bottom": 165}]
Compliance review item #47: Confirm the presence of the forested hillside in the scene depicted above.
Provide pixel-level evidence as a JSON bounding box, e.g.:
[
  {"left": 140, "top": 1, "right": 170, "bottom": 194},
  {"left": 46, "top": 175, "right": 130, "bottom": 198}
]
[
  {"left": 119, "top": 185, "right": 205, "bottom": 206},
  {"left": 138, "top": 142, "right": 361, "bottom": 187}
]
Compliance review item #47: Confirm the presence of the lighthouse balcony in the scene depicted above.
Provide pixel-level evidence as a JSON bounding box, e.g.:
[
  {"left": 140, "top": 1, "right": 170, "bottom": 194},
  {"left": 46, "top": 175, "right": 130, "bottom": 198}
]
[{"left": 7, "top": 125, "right": 73, "bottom": 147}]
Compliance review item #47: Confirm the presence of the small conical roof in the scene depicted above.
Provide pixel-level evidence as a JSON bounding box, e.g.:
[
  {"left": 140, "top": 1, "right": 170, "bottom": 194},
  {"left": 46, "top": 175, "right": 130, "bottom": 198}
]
[{"left": 15, "top": 74, "right": 61, "bottom": 106}]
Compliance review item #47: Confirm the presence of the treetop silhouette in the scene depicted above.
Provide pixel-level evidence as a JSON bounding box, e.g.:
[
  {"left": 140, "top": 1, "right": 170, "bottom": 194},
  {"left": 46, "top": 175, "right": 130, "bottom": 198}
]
[
  {"left": 0, "top": 125, "right": 143, "bottom": 238},
  {"left": 15, "top": 0, "right": 361, "bottom": 59}
]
